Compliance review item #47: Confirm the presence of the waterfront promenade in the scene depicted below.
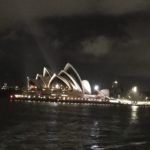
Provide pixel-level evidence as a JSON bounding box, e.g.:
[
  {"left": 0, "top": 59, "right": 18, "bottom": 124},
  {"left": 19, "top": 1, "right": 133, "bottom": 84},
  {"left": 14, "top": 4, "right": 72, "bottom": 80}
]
[{"left": 10, "top": 94, "right": 150, "bottom": 106}]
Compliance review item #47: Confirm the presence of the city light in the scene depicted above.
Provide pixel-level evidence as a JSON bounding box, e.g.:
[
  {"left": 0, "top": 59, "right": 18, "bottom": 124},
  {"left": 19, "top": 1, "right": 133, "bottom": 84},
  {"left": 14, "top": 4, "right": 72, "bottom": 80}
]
[
  {"left": 55, "top": 84, "right": 59, "bottom": 89},
  {"left": 132, "top": 86, "right": 138, "bottom": 93},
  {"left": 94, "top": 85, "right": 99, "bottom": 91},
  {"left": 114, "top": 80, "right": 118, "bottom": 84}
]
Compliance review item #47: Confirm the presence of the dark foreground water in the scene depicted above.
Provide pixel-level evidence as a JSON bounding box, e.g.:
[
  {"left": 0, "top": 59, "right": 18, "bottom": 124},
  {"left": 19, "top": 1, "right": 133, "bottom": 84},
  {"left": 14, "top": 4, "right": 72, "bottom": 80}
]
[{"left": 0, "top": 99, "right": 150, "bottom": 150}]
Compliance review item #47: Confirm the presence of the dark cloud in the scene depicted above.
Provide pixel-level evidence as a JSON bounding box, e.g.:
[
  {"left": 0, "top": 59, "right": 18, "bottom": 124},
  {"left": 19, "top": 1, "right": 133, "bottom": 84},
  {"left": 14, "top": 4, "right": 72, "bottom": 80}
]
[
  {"left": 97, "top": 0, "right": 149, "bottom": 15},
  {"left": 0, "top": 0, "right": 150, "bottom": 29}
]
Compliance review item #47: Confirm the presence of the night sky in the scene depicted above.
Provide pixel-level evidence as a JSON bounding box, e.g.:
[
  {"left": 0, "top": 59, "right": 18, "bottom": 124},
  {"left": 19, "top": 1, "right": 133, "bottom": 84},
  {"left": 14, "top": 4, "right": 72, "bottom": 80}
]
[{"left": 0, "top": 0, "right": 150, "bottom": 90}]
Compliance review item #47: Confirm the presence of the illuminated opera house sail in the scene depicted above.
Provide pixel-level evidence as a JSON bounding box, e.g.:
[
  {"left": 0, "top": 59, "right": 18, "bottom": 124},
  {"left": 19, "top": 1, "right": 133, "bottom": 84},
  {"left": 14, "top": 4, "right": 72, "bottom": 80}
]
[{"left": 26, "top": 63, "right": 92, "bottom": 97}]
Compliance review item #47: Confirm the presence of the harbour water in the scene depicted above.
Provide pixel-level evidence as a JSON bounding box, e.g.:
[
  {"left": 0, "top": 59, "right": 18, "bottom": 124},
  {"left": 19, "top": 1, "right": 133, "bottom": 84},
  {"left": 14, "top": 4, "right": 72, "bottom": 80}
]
[{"left": 0, "top": 98, "right": 150, "bottom": 150}]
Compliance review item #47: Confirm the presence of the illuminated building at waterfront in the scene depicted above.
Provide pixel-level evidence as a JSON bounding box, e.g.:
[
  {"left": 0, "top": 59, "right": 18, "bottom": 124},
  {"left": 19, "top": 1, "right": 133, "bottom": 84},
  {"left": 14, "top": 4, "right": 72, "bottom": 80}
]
[{"left": 26, "top": 63, "right": 92, "bottom": 97}]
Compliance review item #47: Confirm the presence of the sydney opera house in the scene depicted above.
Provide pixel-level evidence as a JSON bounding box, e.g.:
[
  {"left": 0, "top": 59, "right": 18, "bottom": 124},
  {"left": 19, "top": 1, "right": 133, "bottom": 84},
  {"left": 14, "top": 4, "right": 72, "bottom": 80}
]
[{"left": 25, "top": 63, "right": 92, "bottom": 98}]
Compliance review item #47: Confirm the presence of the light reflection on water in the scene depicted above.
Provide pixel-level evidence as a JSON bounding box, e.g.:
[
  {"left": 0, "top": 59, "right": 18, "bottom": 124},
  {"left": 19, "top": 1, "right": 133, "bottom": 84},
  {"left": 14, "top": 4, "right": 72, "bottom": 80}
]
[
  {"left": 131, "top": 105, "right": 139, "bottom": 123},
  {"left": 0, "top": 100, "right": 150, "bottom": 150}
]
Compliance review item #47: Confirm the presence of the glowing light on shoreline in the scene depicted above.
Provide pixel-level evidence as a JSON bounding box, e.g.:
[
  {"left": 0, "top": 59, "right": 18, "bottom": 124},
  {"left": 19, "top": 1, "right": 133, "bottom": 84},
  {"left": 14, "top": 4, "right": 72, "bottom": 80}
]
[
  {"left": 114, "top": 80, "right": 118, "bottom": 84},
  {"left": 132, "top": 86, "right": 138, "bottom": 93},
  {"left": 94, "top": 85, "right": 99, "bottom": 91}
]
